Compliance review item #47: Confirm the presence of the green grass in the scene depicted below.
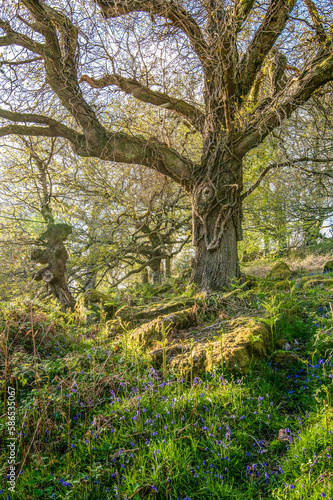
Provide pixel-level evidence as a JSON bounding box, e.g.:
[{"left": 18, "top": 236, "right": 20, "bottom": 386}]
[{"left": 0, "top": 275, "right": 333, "bottom": 500}]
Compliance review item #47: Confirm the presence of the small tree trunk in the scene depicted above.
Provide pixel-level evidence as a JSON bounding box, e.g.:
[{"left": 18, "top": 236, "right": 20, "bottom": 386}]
[
  {"left": 264, "top": 234, "right": 270, "bottom": 256},
  {"left": 165, "top": 257, "right": 172, "bottom": 278},
  {"left": 278, "top": 233, "right": 287, "bottom": 253},
  {"left": 83, "top": 271, "right": 97, "bottom": 291},
  {"left": 141, "top": 267, "right": 149, "bottom": 284},
  {"left": 150, "top": 259, "right": 162, "bottom": 284}
]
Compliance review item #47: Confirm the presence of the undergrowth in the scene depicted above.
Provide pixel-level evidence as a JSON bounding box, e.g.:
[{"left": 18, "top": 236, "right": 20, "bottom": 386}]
[{"left": 0, "top": 269, "right": 332, "bottom": 500}]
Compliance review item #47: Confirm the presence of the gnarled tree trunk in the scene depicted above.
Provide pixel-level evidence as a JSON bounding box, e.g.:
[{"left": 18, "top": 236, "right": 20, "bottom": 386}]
[
  {"left": 190, "top": 145, "right": 243, "bottom": 291},
  {"left": 31, "top": 223, "right": 76, "bottom": 312},
  {"left": 4, "top": 0, "right": 333, "bottom": 296}
]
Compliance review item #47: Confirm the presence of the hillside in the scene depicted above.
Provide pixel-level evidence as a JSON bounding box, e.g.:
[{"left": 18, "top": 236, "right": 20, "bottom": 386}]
[{"left": 1, "top": 256, "right": 333, "bottom": 500}]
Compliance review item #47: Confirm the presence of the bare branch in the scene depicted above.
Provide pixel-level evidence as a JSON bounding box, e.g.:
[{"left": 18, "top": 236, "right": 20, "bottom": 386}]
[
  {"left": 303, "top": 0, "right": 327, "bottom": 43},
  {"left": 234, "top": 0, "right": 256, "bottom": 33},
  {"left": 0, "top": 122, "right": 194, "bottom": 186},
  {"left": 241, "top": 165, "right": 273, "bottom": 200},
  {"left": 235, "top": 52, "right": 333, "bottom": 156},
  {"left": 21, "top": 0, "right": 78, "bottom": 59},
  {"left": 241, "top": 157, "right": 333, "bottom": 200},
  {"left": 0, "top": 124, "right": 72, "bottom": 140},
  {"left": 80, "top": 73, "right": 204, "bottom": 132},
  {"left": 0, "top": 56, "right": 43, "bottom": 67},
  {"left": 16, "top": 0, "right": 103, "bottom": 140},
  {"left": 0, "top": 20, "right": 44, "bottom": 54},
  {"left": 238, "top": 0, "right": 296, "bottom": 101},
  {"left": 89, "top": 132, "right": 195, "bottom": 187},
  {"left": 0, "top": 108, "right": 82, "bottom": 145},
  {"left": 94, "top": 0, "right": 208, "bottom": 65}
]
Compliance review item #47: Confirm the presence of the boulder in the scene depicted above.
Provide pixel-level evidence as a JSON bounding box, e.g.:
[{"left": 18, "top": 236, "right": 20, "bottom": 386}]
[
  {"left": 131, "top": 308, "right": 196, "bottom": 350},
  {"left": 267, "top": 262, "right": 292, "bottom": 280},
  {"left": 83, "top": 289, "right": 108, "bottom": 305},
  {"left": 149, "top": 344, "right": 184, "bottom": 367},
  {"left": 271, "top": 350, "right": 300, "bottom": 367},
  {"left": 82, "top": 289, "right": 116, "bottom": 320},
  {"left": 303, "top": 278, "right": 333, "bottom": 289},
  {"left": 167, "top": 317, "right": 271, "bottom": 377}
]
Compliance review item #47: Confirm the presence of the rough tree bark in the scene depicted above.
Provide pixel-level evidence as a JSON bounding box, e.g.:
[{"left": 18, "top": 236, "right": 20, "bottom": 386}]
[
  {"left": 190, "top": 145, "right": 243, "bottom": 288},
  {"left": 2, "top": 0, "right": 333, "bottom": 291},
  {"left": 141, "top": 267, "right": 149, "bottom": 284},
  {"left": 31, "top": 224, "right": 76, "bottom": 312},
  {"left": 149, "top": 259, "right": 162, "bottom": 284},
  {"left": 165, "top": 257, "right": 172, "bottom": 278}
]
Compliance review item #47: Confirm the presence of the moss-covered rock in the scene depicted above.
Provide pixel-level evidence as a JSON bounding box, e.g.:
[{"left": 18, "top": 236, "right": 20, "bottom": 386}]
[
  {"left": 303, "top": 278, "right": 333, "bottom": 289},
  {"left": 83, "top": 289, "right": 109, "bottom": 305},
  {"left": 275, "top": 280, "right": 291, "bottom": 290},
  {"left": 116, "top": 294, "right": 205, "bottom": 325},
  {"left": 271, "top": 350, "right": 300, "bottom": 367},
  {"left": 131, "top": 308, "right": 196, "bottom": 350},
  {"left": 149, "top": 345, "right": 184, "bottom": 367},
  {"left": 294, "top": 275, "right": 333, "bottom": 289},
  {"left": 323, "top": 260, "right": 333, "bottom": 273},
  {"left": 275, "top": 338, "right": 292, "bottom": 350},
  {"left": 168, "top": 317, "right": 271, "bottom": 377},
  {"left": 245, "top": 274, "right": 259, "bottom": 288},
  {"left": 82, "top": 289, "right": 116, "bottom": 320},
  {"left": 267, "top": 262, "right": 292, "bottom": 280}
]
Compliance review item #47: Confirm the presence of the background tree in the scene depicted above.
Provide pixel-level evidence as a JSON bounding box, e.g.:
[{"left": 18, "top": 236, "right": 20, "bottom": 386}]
[
  {"left": 0, "top": 138, "right": 76, "bottom": 309},
  {"left": 241, "top": 91, "right": 333, "bottom": 256},
  {"left": 63, "top": 161, "right": 191, "bottom": 288},
  {"left": 1, "top": 0, "right": 333, "bottom": 290},
  {"left": 0, "top": 138, "right": 191, "bottom": 301}
]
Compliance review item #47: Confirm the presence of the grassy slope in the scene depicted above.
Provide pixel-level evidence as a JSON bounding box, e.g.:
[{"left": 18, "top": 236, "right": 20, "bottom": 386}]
[{"left": 0, "top": 260, "right": 333, "bottom": 500}]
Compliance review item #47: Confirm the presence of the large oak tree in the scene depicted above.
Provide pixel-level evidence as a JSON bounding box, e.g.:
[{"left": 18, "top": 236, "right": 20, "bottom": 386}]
[{"left": 1, "top": 0, "right": 333, "bottom": 290}]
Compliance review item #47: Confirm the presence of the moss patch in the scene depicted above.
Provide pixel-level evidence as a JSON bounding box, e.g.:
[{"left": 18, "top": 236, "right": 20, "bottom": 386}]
[
  {"left": 116, "top": 294, "right": 205, "bottom": 325},
  {"left": 271, "top": 350, "right": 301, "bottom": 367},
  {"left": 267, "top": 261, "right": 292, "bottom": 280},
  {"left": 303, "top": 278, "right": 333, "bottom": 289},
  {"left": 83, "top": 289, "right": 109, "bottom": 305},
  {"left": 168, "top": 318, "right": 271, "bottom": 378},
  {"left": 131, "top": 308, "right": 196, "bottom": 350}
]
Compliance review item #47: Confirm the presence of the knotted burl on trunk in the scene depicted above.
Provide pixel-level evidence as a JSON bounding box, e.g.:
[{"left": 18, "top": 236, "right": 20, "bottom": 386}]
[
  {"left": 189, "top": 155, "right": 243, "bottom": 290},
  {"left": 31, "top": 223, "right": 75, "bottom": 312},
  {"left": 192, "top": 179, "right": 242, "bottom": 251}
]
